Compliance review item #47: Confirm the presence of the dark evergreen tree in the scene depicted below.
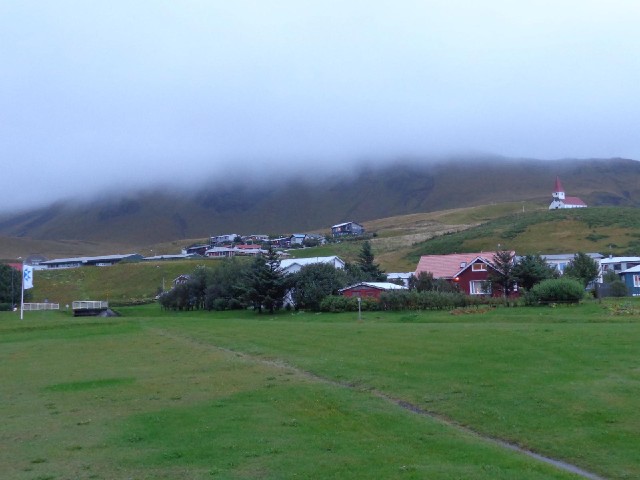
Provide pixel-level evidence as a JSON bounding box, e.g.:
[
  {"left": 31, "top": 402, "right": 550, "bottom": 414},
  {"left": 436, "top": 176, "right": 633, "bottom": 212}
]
[
  {"left": 356, "top": 241, "right": 386, "bottom": 281},
  {"left": 204, "top": 258, "right": 252, "bottom": 310},
  {"left": 0, "top": 264, "right": 19, "bottom": 310},
  {"left": 242, "top": 248, "right": 286, "bottom": 313},
  {"left": 564, "top": 252, "right": 600, "bottom": 288},
  {"left": 513, "top": 254, "right": 558, "bottom": 290},
  {"left": 488, "top": 250, "right": 517, "bottom": 299},
  {"left": 408, "top": 271, "right": 457, "bottom": 292}
]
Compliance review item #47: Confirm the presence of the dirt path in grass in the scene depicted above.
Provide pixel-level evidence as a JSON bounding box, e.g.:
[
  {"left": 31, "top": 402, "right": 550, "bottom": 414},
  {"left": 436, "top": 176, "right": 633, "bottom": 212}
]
[{"left": 150, "top": 327, "right": 606, "bottom": 480}]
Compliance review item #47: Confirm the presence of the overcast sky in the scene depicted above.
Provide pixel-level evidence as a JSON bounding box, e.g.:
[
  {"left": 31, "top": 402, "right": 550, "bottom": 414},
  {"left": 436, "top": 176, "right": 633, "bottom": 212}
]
[{"left": 2, "top": 1, "right": 639, "bottom": 211}]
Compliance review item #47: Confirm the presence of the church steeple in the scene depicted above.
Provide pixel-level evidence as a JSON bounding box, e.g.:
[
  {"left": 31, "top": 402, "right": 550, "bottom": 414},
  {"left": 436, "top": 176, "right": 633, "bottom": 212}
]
[{"left": 552, "top": 176, "right": 565, "bottom": 201}]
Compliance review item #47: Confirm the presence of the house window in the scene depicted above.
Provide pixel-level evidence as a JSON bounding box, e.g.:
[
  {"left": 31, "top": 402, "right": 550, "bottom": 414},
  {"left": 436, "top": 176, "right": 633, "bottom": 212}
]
[
  {"left": 470, "top": 280, "right": 491, "bottom": 295},
  {"left": 633, "top": 275, "right": 640, "bottom": 288},
  {"left": 472, "top": 263, "right": 487, "bottom": 271}
]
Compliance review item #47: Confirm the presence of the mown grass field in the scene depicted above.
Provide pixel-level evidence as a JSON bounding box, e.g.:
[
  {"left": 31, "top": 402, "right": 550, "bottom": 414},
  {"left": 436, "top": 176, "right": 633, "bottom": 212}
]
[{"left": 2, "top": 301, "right": 639, "bottom": 479}]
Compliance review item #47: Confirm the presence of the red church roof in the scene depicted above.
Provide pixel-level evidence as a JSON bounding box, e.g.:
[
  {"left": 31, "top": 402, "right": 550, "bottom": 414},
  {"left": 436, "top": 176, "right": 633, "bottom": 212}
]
[
  {"left": 554, "top": 176, "right": 564, "bottom": 193},
  {"left": 564, "top": 196, "right": 587, "bottom": 207}
]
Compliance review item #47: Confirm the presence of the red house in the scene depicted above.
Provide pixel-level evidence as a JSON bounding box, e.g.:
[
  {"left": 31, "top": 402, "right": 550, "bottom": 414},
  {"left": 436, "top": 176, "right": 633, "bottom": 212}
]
[
  {"left": 339, "top": 282, "right": 407, "bottom": 300},
  {"left": 414, "top": 252, "right": 517, "bottom": 297}
]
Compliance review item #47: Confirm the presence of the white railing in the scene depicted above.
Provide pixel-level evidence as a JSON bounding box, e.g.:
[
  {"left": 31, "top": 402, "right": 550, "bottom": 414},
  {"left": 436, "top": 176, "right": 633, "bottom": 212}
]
[
  {"left": 23, "top": 303, "right": 60, "bottom": 311},
  {"left": 72, "top": 301, "right": 109, "bottom": 310}
]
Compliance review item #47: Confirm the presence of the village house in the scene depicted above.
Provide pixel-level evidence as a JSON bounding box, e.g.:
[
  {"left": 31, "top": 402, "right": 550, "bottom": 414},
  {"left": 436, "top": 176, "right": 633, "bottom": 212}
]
[
  {"left": 210, "top": 234, "right": 240, "bottom": 245},
  {"left": 38, "top": 254, "right": 143, "bottom": 270},
  {"left": 269, "top": 237, "right": 291, "bottom": 248},
  {"left": 619, "top": 266, "right": 640, "bottom": 296},
  {"left": 599, "top": 256, "right": 640, "bottom": 276},
  {"left": 414, "top": 251, "right": 517, "bottom": 297},
  {"left": 331, "top": 221, "right": 365, "bottom": 237},
  {"left": 279, "top": 256, "right": 345, "bottom": 275},
  {"left": 540, "top": 253, "right": 603, "bottom": 276},
  {"left": 204, "top": 246, "right": 236, "bottom": 258},
  {"left": 386, "top": 272, "right": 414, "bottom": 287},
  {"left": 242, "top": 234, "right": 270, "bottom": 243},
  {"left": 182, "top": 244, "right": 209, "bottom": 255},
  {"left": 339, "top": 282, "right": 407, "bottom": 299},
  {"left": 204, "top": 245, "right": 266, "bottom": 258},
  {"left": 289, "top": 234, "right": 307, "bottom": 246}
]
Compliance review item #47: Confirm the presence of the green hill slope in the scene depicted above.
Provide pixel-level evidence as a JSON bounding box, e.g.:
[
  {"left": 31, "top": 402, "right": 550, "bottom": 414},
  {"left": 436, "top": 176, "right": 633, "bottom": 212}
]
[
  {"left": 31, "top": 259, "right": 209, "bottom": 306},
  {"left": 407, "top": 207, "right": 640, "bottom": 264}
]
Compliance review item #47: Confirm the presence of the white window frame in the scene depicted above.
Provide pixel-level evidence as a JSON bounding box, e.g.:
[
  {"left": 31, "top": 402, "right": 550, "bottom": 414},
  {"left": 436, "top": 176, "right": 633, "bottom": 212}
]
[
  {"left": 469, "top": 280, "right": 491, "bottom": 295},
  {"left": 472, "top": 263, "right": 487, "bottom": 271},
  {"left": 633, "top": 275, "right": 640, "bottom": 288}
]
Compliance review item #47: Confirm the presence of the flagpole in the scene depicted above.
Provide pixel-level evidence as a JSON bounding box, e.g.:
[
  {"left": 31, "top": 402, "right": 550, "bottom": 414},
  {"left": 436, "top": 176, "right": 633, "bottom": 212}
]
[{"left": 20, "top": 261, "right": 25, "bottom": 320}]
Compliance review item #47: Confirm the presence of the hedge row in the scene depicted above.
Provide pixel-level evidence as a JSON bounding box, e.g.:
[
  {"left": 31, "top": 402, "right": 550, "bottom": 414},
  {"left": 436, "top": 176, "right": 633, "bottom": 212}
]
[{"left": 319, "top": 291, "right": 504, "bottom": 313}]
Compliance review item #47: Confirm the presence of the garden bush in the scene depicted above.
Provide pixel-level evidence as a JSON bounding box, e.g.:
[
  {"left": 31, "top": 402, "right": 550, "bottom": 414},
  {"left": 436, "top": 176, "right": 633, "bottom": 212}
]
[
  {"left": 319, "top": 296, "right": 379, "bottom": 312},
  {"left": 526, "top": 278, "right": 585, "bottom": 305}
]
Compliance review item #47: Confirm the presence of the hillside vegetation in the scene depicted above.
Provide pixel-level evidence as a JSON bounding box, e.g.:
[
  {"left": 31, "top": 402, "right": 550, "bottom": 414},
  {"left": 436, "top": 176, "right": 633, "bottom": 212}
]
[
  {"left": 408, "top": 206, "right": 640, "bottom": 262},
  {"left": 32, "top": 259, "right": 211, "bottom": 306}
]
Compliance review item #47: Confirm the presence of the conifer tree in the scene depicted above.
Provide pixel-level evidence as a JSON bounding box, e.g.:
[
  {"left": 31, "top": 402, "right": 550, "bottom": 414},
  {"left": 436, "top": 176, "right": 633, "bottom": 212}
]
[
  {"left": 356, "top": 241, "right": 386, "bottom": 282},
  {"left": 242, "top": 248, "right": 286, "bottom": 313}
]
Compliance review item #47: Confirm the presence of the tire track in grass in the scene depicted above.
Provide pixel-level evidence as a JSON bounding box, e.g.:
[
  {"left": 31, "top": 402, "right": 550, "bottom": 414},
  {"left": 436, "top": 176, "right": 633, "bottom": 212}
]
[{"left": 150, "top": 327, "right": 606, "bottom": 480}]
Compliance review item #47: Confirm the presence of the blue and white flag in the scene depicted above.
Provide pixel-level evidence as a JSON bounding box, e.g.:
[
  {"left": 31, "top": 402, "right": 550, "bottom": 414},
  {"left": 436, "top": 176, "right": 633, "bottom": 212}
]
[{"left": 23, "top": 265, "right": 34, "bottom": 290}]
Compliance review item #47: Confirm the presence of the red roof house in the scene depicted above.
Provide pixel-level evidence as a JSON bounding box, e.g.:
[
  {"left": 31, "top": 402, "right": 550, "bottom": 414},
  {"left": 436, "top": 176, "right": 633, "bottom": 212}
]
[
  {"left": 339, "top": 282, "right": 407, "bottom": 300},
  {"left": 414, "top": 251, "right": 518, "bottom": 297}
]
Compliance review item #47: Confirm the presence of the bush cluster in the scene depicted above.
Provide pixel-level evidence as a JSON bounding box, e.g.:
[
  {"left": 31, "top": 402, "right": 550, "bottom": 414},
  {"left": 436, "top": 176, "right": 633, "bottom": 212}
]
[
  {"left": 525, "top": 278, "right": 585, "bottom": 305},
  {"left": 319, "top": 295, "right": 379, "bottom": 312}
]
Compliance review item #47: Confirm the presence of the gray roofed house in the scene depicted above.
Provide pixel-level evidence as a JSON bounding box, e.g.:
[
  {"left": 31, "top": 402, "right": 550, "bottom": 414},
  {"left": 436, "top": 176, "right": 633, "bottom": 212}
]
[
  {"left": 280, "top": 256, "right": 345, "bottom": 275},
  {"left": 331, "top": 221, "right": 364, "bottom": 237},
  {"left": 38, "top": 254, "right": 143, "bottom": 270}
]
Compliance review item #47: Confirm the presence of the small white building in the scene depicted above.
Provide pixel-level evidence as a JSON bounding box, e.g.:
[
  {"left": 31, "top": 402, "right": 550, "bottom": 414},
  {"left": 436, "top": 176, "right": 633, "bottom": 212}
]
[
  {"left": 279, "top": 256, "right": 345, "bottom": 275},
  {"left": 386, "top": 272, "right": 413, "bottom": 287},
  {"left": 600, "top": 256, "right": 640, "bottom": 276},
  {"left": 290, "top": 234, "right": 307, "bottom": 246}
]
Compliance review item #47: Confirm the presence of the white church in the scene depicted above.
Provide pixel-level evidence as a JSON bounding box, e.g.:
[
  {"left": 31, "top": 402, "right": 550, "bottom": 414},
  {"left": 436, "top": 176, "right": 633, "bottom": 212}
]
[{"left": 549, "top": 176, "right": 587, "bottom": 209}]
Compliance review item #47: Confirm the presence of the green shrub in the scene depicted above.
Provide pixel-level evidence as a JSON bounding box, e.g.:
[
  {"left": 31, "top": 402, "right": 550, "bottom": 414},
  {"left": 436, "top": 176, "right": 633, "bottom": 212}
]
[
  {"left": 608, "top": 281, "right": 628, "bottom": 298},
  {"left": 378, "top": 290, "right": 474, "bottom": 311},
  {"left": 319, "top": 296, "right": 379, "bottom": 313},
  {"left": 527, "top": 278, "right": 585, "bottom": 305}
]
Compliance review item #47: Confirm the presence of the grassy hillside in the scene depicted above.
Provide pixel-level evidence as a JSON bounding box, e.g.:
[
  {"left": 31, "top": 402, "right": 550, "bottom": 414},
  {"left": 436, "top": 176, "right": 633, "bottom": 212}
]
[
  {"left": 408, "top": 206, "right": 640, "bottom": 263},
  {"left": 31, "top": 259, "right": 211, "bottom": 306}
]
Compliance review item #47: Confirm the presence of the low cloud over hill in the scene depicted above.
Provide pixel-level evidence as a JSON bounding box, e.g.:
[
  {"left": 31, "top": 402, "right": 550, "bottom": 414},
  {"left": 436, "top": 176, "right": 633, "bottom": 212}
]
[{"left": 0, "top": 157, "right": 638, "bottom": 245}]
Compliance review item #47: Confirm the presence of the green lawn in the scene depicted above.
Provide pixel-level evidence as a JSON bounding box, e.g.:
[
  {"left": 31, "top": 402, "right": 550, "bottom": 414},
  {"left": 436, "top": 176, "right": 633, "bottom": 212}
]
[{"left": 1, "top": 301, "right": 638, "bottom": 479}]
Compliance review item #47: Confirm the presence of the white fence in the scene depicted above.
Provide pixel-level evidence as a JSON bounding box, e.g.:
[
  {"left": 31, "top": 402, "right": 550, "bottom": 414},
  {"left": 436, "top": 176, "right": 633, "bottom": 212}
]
[
  {"left": 23, "top": 303, "right": 60, "bottom": 311},
  {"left": 72, "top": 301, "right": 109, "bottom": 310}
]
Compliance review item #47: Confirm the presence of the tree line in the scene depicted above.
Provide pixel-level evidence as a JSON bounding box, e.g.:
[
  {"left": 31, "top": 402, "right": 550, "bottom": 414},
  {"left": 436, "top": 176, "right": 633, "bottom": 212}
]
[
  {"left": 158, "top": 241, "right": 386, "bottom": 313},
  {"left": 157, "top": 247, "right": 617, "bottom": 313}
]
